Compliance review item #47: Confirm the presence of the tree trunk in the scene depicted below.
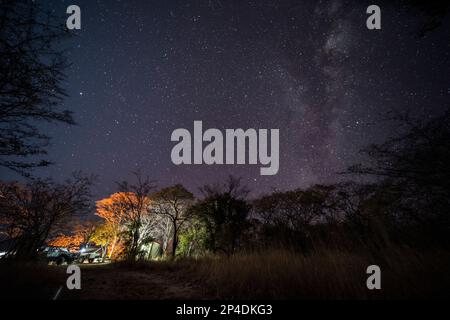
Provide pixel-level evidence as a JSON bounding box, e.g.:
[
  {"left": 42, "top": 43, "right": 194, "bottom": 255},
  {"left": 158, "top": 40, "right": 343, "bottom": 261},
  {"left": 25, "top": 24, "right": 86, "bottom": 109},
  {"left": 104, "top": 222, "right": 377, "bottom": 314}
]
[
  {"left": 172, "top": 222, "right": 178, "bottom": 258},
  {"left": 109, "top": 236, "right": 117, "bottom": 259}
]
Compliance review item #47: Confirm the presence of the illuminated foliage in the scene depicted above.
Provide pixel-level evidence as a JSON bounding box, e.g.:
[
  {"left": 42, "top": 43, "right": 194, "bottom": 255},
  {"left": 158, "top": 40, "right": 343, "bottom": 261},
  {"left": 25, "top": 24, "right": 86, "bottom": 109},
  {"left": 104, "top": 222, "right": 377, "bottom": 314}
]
[{"left": 151, "top": 185, "right": 194, "bottom": 258}]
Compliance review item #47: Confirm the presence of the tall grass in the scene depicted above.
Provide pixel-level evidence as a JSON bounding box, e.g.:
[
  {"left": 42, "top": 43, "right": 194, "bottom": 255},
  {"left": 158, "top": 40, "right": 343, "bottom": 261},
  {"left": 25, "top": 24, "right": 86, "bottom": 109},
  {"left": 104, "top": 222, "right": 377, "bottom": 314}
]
[{"left": 144, "top": 247, "right": 450, "bottom": 299}]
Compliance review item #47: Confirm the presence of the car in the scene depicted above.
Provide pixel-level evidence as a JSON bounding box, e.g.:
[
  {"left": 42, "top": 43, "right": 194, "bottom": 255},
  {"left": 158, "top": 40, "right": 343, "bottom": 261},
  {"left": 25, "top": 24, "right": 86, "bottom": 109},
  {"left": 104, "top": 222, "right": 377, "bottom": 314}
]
[
  {"left": 0, "top": 236, "right": 14, "bottom": 259},
  {"left": 78, "top": 244, "right": 105, "bottom": 264},
  {"left": 42, "top": 246, "right": 77, "bottom": 265}
]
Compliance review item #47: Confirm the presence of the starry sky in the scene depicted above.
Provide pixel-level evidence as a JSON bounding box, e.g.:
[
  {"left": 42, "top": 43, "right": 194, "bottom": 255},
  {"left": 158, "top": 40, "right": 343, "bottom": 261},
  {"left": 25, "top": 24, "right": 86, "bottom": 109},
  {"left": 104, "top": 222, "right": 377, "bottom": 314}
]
[{"left": 2, "top": 0, "right": 449, "bottom": 199}]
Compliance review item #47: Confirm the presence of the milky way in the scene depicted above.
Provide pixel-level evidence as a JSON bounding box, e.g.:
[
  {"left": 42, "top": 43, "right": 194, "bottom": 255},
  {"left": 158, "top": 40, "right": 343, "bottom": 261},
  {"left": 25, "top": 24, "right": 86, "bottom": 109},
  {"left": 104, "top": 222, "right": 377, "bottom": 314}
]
[{"left": 2, "top": 0, "right": 449, "bottom": 199}]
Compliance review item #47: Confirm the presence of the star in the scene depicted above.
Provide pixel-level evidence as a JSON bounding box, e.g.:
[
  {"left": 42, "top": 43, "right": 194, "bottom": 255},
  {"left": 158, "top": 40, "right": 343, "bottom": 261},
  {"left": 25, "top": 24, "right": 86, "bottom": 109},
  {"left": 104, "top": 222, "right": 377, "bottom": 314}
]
[{"left": 17, "top": 0, "right": 448, "bottom": 199}]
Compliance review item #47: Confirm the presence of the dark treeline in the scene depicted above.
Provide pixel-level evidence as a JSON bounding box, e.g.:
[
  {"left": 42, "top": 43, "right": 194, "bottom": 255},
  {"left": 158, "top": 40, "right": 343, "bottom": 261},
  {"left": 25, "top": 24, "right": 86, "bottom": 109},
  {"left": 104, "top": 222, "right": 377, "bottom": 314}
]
[
  {"left": 1, "top": 107, "right": 449, "bottom": 261},
  {"left": 187, "top": 107, "right": 450, "bottom": 257}
]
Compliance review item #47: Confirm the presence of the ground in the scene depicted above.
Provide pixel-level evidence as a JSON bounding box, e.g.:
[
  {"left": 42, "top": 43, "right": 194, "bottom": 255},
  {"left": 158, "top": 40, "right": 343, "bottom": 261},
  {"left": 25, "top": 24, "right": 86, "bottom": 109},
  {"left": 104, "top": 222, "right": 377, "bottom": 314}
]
[
  {"left": 3, "top": 248, "right": 450, "bottom": 300},
  {"left": 63, "top": 264, "right": 204, "bottom": 300},
  {"left": 0, "top": 261, "right": 204, "bottom": 300}
]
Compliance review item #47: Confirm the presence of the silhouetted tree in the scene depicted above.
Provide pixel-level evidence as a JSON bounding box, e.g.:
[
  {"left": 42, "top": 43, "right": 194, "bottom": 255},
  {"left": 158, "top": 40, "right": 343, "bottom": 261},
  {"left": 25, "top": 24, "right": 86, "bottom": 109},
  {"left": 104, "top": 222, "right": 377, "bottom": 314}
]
[
  {"left": 348, "top": 108, "right": 450, "bottom": 246},
  {"left": 191, "top": 176, "right": 250, "bottom": 256},
  {"left": 0, "top": 1, "right": 74, "bottom": 175},
  {"left": 0, "top": 173, "right": 94, "bottom": 260},
  {"left": 253, "top": 185, "right": 338, "bottom": 251},
  {"left": 399, "top": 0, "right": 450, "bottom": 36}
]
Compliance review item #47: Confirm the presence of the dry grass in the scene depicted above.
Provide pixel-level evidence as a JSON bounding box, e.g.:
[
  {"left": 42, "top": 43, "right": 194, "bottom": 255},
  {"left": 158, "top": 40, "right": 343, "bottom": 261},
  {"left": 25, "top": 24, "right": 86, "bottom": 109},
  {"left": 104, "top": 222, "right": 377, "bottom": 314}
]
[
  {"left": 2, "top": 247, "right": 449, "bottom": 300},
  {"left": 138, "top": 247, "right": 450, "bottom": 299}
]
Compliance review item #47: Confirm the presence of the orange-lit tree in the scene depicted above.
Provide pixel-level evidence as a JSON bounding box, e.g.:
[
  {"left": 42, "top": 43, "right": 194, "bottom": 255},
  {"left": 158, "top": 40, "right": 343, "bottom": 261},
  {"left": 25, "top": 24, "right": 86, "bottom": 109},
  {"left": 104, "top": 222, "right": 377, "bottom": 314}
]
[
  {"left": 97, "top": 171, "right": 156, "bottom": 260},
  {"left": 49, "top": 219, "right": 99, "bottom": 251},
  {"left": 90, "top": 221, "right": 124, "bottom": 259},
  {"left": 96, "top": 193, "right": 129, "bottom": 259},
  {"left": 117, "top": 172, "right": 156, "bottom": 260}
]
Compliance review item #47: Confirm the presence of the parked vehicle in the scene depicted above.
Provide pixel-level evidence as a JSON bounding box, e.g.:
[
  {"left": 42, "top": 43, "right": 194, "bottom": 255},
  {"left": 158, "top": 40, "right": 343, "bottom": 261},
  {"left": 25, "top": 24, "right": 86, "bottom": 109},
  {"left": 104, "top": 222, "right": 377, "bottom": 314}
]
[
  {"left": 42, "top": 246, "right": 77, "bottom": 265},
  {"left": 0, "top": 235, "right": 14, "bottom": 259},
  {"left": 78, "top": 243, "right": 106, "bottom": 264}
]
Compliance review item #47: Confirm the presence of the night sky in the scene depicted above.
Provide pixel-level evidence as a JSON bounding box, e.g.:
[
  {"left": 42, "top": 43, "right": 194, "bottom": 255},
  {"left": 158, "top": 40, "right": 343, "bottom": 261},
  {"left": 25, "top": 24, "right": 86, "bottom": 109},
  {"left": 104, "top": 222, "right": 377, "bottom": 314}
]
[{"left": 2, "top": 0, "right": 449, "bottom": 199}]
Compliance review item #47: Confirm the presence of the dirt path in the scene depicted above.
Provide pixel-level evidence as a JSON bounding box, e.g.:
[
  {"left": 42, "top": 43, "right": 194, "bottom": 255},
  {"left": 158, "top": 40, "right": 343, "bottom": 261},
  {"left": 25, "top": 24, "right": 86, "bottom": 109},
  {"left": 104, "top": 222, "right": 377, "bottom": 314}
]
[{"left": 62, "top": 264, "right": 205, "bottom": 300}]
